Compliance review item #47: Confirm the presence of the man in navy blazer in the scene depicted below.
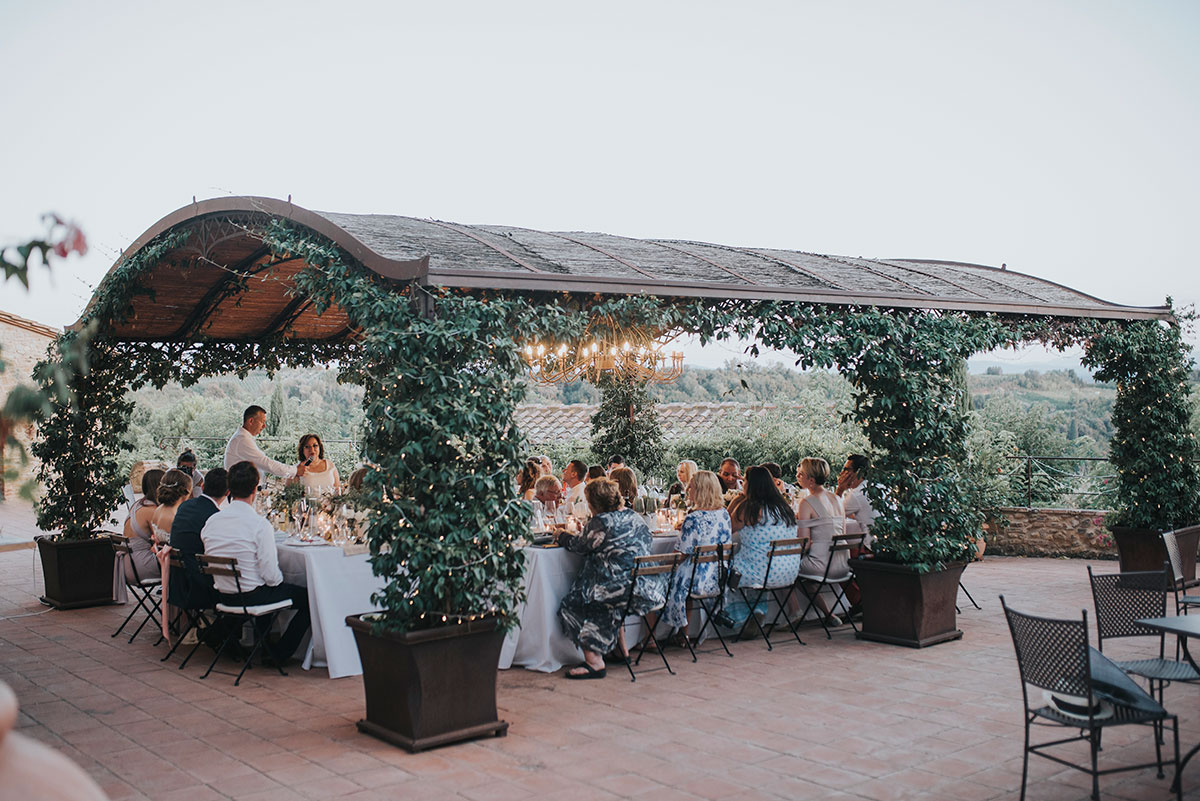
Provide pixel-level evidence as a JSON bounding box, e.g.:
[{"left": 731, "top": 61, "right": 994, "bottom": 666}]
[{"left": 169, "top": 467, "right": 228, "bottom": 609}]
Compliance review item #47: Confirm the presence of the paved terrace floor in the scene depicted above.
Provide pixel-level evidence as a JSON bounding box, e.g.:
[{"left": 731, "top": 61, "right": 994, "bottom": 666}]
[{"left": 1, "top": 505, "right": 1196, "bottom": 800}]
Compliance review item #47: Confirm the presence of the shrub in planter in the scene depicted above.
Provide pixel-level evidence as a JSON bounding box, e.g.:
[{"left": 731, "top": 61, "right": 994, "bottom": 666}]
[{"left": 1084, "top": 311, "right": 1200, "bottom": 579}]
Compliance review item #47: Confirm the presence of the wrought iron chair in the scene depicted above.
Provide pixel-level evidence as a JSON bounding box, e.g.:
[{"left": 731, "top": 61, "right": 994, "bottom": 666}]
[
  {"left": 196, "top": 554, "right": 292, "bottom": 686},
  {"left": 1088, "top": 565, "right": 1199, "bottom": 744},
  {"left": 623, "top": 551, "right": 687, "bottom": 681},
  {"left": 677, "top": 542, "right": 736, "bottom": 662},
  {"left": 108, "top": 533, "right": 162, "bottom": 644},
  {"left": 1000, "top": 597, "right": 1180, "bottom": 801},
  {"left": 794, "top": 533, "right": 863, "bottom": 639},
  {"left": 735, "top": 537, "right": 808, "bottom": 650},
  {"left": 1161, "top": 531, "right": 1200, "bottom": 614}
]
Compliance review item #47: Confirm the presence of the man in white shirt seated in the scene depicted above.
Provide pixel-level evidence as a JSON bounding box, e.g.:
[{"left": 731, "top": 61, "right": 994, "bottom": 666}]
[
  {"left": 836, "top": 453, "right": 876, "bottom": 621},
  {"left": 837, "top": 454, "right": 877, "bottom": 545},
  {"left": 224, "top": 405, "right": 306, "bottom": 481},
  {"left": 562, "top": 460, "right": 588, "bottom": 504},
  {"left": 201, "top": 460, "right": 310, "bottom": 664}
]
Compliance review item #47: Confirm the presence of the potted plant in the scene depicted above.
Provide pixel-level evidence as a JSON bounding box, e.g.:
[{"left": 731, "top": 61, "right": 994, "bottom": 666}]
[
  {"left": 325, "top": 279, "right": 535, "bottom": 753},
  {"left": 28, "top": 331, "right": 124, "bottom": 609},
  {"left": 1085, "top": 313, "right": 1200, "bottom": 582}
]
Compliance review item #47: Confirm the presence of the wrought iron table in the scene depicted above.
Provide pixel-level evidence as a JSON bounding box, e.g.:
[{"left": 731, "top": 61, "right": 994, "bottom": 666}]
[{"left": 1137, "top": 614, "right": 1200, "bottom": 793}]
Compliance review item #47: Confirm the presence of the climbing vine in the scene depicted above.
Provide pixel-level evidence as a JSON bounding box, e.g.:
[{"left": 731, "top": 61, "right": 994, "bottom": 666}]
[{"left": 30, "top": 212, "right": 1197, "bottom": 634}]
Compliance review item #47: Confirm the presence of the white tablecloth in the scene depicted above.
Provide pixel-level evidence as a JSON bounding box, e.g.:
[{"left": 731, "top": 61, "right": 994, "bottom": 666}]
[
  {"left": 276, "top": 542, "right": 383, "bottom": 679},
  {"left": 499, "top": 534, "right": 682, "bottom": 673}
]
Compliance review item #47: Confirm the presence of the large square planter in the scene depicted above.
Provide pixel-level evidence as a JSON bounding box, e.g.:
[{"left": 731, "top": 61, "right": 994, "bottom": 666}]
[
  {"left": 35, "top": 535, "right": 117, "bottom": 610},
  {"left": 850, "top": 558, "right": 967, "bottom": 648},
  {"left": 1110, "top": 524, "right": 1200, "bottom": 585},
  {"left": 347, "top": 614, "right": 508, "bottom": 752}
]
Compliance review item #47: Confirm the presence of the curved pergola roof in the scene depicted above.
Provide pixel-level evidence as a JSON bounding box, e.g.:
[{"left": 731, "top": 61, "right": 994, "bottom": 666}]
[{"left": 85, "top": 196, "right": 1169, "bottom": 342}]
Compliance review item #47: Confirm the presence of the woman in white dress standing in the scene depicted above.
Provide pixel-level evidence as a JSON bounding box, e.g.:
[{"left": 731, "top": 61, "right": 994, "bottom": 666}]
[
  {"left": 294, "top": 433, "right": 341, "bottom": 493},
  {"left": 292, "top": 431, "right": 340, "bottom": 494}
]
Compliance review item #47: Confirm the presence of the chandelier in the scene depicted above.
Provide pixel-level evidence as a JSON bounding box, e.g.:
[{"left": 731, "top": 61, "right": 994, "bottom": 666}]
[{"left": 521, "top": 319, "right": 684, "bottom": 385}]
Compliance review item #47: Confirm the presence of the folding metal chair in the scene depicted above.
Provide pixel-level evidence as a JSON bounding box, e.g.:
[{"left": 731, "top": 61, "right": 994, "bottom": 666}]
[
  {"left": 735, "top": 537, "right": 807, "bottom": 650},
  {"left": 108, "top": 533, "right": 162, "bottom": 644},
  {"left": 1088, "top": 565, "right": 1199, "bottom": 744},
  {"left": 196, "top": 554, "right": 292, "bottom": 686},
  {"left": 157, "top": 547, "right": 213, "bottom": 664},
  {"left": 794, "top": 533, "right": 863, "bottom": 639},
  {"left": 624, "top": 551, "right": 686, "bottom": 681},
  {"left": 678, "top": 542, "right": 736, "bottom": 662},
  {"left": 1001, "top": 596, "right": 1180, "bottom": 801},
  {"left": 1162, "top": 531, "right": 1200, "bottom": 614}
]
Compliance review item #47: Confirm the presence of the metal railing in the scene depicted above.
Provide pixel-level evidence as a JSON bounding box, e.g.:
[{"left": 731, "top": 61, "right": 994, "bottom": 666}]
[{"left": 1002, "top": 455, "right": 1115, "bottom": 509}]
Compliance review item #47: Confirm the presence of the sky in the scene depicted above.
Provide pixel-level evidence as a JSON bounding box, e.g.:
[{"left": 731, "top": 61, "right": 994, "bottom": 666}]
[{"left": 2, "top": 0, "right": 1197, "bottom": 373}]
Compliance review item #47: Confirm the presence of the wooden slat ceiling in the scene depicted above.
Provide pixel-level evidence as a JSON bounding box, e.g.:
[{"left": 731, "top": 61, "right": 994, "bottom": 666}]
[{"left": 86, "top": 196, "right": 1170, "bottom": 343}]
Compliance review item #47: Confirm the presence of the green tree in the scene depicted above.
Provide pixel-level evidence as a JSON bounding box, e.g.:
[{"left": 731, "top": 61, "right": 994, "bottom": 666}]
[
  {"left": 590, "top": 374, "right": 665, "bottom": 476},
  {"left": 267, "top": 380, "right": 288, "bottom": 436}
]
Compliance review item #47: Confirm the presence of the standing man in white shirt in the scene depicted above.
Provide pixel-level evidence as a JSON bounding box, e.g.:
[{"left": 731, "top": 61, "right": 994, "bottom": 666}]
[
  {"left": 224, "top": 405, "right": 306, "bottom": 481},
  {"left": 201, "top": 460, "right": 310, "bottom": 664}
]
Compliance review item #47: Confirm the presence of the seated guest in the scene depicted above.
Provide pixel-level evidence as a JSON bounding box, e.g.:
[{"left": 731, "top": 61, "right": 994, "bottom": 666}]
[
  {"left": 666, "top": 460, "right": 698, "bottom": 504},
  {"left": 835, "top": 453, "right": 875, "bottom": 618},
  {"left": 607, "top": 454, "right": 625, "bottom": 475},
  {"left": 123, "top": 469, "right": 163, "bottom": 584},
  {"left": 717, "top": 458, "right": 743, "bottom": 494},
  {"left": 293, "top": 434, "right": 341, "bottom": 494},
  {"left": 661, "top": 471, "right": 731, "bottom": 639},
  {"left": 169, "top": 468, "right": 227, "bottom": 610},
  {"left": 517, "top": 459, "right": 541, "bottom": 500},
  {"left": 609, "top": 466, "right": 638, "bottom": 510},
  {"left": 150, "top": 470, "right": 193, "bottom": 546},
  {"left": 533, "top": 475, "right": 564, "bottom": 508},
  {"left": 557, "top": 478, "right": 659, "bottom": 679},
  {"left": 539, "top": 455, "right": 553, "bottom": 475},
  {"left": 761, "top": 462, "right": 797, "bottom": 501},
  {"left": 837, "top": 454, "right": 876, "bottom": 544},
  {"left": 585, "top": 464, "right": 606, "bottom": 481},
  {"left": 796, "top": 457, "right": 847, "bottom": 626},
  {"left": 563, "top": 460, "right": 591, "bottom": 518},
  {"left": 177, "top": 449, "right": 205, "bottom": 499},
  {"left": 347, "top": 466, "right": 369, "bottom": 491},
  {"left": 725, "top": 465, "right": 798, "bottom": 626},
  {"left": 201, "top": 461, "right": 311, "bottom": 664}
]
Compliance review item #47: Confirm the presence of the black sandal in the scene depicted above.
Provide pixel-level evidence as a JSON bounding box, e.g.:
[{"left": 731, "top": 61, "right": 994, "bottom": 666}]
[{"left": 564, "top": 662, "right": 607, "bottom": 680}]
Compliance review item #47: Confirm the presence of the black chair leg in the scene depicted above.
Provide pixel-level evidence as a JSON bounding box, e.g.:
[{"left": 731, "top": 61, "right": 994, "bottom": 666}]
[
  {"left": 1089, "top": 729, "right": 1101, "bottom": 801},
  {"left": 200, "top": 616, "right": 241, "bottom": 679},
  {"left": 959, "top": 581, "right": 981, "bottom": 610},
  {"left": 1019, "top": 717, "right": 1031, "bottom": 801},
  {"left": 695, "top": 599, "right": 733, "bottom": 657},
  {"left": 735, "top": 588, "right": 772, "bottom": 649}
]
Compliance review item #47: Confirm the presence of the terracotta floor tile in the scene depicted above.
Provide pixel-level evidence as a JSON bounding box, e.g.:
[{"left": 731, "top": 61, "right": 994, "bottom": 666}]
[{"left": 4, "top": 540, "right": 1200, "bottom": 801}]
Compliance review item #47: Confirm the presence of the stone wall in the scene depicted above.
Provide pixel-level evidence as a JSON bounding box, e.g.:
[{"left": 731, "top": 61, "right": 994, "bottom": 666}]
[
  {"left": 985, "top": 507, "right": 1116, "bottom": 559},
  {"left": 0, "top": 311, "right": 59, "bottom": 500}
]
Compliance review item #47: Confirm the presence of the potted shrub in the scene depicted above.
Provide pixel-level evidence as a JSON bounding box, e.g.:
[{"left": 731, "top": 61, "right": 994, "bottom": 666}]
[
  {"left": 1085, "top": 314, "right": 1200, "bottom": 582},
  {"left": 29, "top": 331, "right": 125, "bottom": 609}
]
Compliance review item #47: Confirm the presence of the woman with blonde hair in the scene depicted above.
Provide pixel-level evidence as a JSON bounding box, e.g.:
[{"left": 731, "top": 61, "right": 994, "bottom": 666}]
[
  {"left": 660, "top": 471, "right": 731, "bottom": 641},
  {"left": 667, "top": 460, "right": 698, "bottom": 505},
  {"left": 795, "top": 457, "right": 846, "bottom": 625},
  {"left": 149, "top": 468, "right": 193, "bottom": 640}
]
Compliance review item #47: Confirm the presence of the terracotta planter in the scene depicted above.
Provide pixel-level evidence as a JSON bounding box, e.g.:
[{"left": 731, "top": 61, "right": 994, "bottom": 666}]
[
  {"left": 35, "top": 535, "right": 116, "bottom": 610},
  {"left": 1110, "top": 524, "right": 1200, "bottom": 584},
  {"left": 347, "top": 614, "right": 508, "bottom": 752},
  {"left": 850, "top": 558, "right": 967, "bottom": 648}
]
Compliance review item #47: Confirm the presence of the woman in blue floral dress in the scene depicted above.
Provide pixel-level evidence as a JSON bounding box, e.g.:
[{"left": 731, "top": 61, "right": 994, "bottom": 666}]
[
  {"left": 724, "top": 465, "right": 798, "bottom": 627},
  {"left": 662, "top": 471, "right": 731, "bottom": 635},
  {"left": 557, "top": 478, "right": 660, "bottom": 678}
]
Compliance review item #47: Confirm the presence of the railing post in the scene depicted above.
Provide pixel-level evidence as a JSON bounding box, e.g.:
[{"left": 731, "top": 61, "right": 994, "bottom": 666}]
[{"left": 1025, "top": 457, "right": 1033, "bottom": 508}]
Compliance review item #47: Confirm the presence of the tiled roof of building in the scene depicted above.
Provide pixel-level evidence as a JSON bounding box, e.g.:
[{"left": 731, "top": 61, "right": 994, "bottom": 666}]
[{"left": 515, "top": 402, "right": 804, "bottom": 443}]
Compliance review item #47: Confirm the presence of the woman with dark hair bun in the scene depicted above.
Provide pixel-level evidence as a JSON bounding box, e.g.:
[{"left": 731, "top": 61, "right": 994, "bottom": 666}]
[
  {"left": 122, "top": 468, "right": 163, "bottom": 583},
  {"left": 150, "top": 469, "right": 193, "bottom": 545}
]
